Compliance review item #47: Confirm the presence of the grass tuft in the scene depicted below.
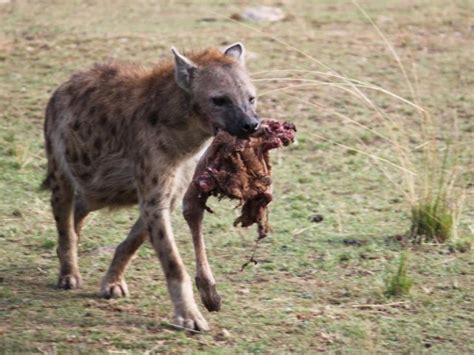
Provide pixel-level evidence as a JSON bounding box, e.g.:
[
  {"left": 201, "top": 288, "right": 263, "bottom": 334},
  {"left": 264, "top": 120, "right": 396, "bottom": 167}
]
[
  {"left": 410, "top": 200, "right": 454, "bottom": 243},
  {"left": 384, "top": 252, "right": 413, "bottom": 298}
]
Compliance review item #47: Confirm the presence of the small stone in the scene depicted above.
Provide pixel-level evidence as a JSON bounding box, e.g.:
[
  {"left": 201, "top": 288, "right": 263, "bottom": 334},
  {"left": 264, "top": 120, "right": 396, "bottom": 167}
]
[
  {"left": 12, "top": 209, "right": 23, "bottom": 217},
  {"left": 221, "top": 328, "right": 231, "bottom": 338},
  {"left": 310, "top": 214, "right": 324, "bottom": 223},
  {"left": 233, "top": 6, "right": 285, "bottom": 23},
  {"left": 238, "top": 288, "right": 250, "bottom": 294},
  {"left": 86, "top": 246, "right": 116, "bottom": 256}
]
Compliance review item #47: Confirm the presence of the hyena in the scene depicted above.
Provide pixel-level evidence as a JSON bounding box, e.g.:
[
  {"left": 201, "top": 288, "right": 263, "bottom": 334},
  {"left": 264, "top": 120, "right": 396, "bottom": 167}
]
[{"left": 43, "top": 43, "right": 260, "bottom": 331}]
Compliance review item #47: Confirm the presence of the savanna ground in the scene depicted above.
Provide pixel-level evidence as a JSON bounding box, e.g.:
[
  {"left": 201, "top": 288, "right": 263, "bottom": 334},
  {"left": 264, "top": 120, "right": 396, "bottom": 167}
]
[{"left": 0, "top": 0, "right": 473, "bottom": 353}]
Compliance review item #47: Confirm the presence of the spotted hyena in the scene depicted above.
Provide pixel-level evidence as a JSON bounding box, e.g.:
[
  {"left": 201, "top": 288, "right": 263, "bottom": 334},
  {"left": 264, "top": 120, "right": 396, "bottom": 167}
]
[{"left": 42, "top": 43, "right": 260, "bottom": 331}]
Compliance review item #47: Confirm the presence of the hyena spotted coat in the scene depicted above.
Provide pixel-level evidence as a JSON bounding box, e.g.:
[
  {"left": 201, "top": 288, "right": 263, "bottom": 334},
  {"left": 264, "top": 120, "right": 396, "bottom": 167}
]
[{"left": 43, "top": 43, "right": 260, "bottom": 331}]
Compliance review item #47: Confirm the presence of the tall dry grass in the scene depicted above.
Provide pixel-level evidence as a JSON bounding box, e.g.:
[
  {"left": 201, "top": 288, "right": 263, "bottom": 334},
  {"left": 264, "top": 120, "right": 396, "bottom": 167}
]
[{"left": 213, "top": 1, "right": 467, "bottom": 242}]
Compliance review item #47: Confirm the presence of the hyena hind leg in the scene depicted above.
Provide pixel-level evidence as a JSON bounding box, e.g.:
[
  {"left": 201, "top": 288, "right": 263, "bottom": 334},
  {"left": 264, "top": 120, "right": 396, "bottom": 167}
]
[
  {"left": 51, "top": 173, "right": 82, "bottom": 290},
  {"left": 100, "top": 218, "right": 148, "bottom": 299}
]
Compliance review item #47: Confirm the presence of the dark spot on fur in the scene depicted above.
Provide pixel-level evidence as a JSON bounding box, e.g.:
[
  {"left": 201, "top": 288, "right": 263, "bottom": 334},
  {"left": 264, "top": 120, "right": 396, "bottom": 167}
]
[
  {"left": 117, "top": 188, "right": 130, "bottom": 196},
  {"left": 72, "top": 120, "right": 81, "bottom": 131},
  {"left": 148, "top": 110, "right": 159, "bottom": 126},
  {"left": 80, "top": 86, "right": 96, "bottom": 104},
  {"left": 80, "top": 173, "right": 92, "bottom": 182},
  {"left": 167, "top": 259, "right": 182, "bottom": 279},
  {"left": 65, "top": 85, "right": 75, "bottom": 96},
  {"left": 115, "top": 90, "right": 124, "bottom": 101},
  {"left": 101, "top": 66, "right": 118, "bottom": 78},
  {"left": 99, "top": 114, "right": 108, "bottom": 126},
  {"left": 192, "top": 102, "right": 201, "bottom": 115},
  {"left": 93, "top": 137, "right": 102, "bottom": 152},
  {"left": 81, "top": 152, "right": 91, "bottom": 166},
  {"left": 138, "top": 156, "right": 145, "bottom": 169},
  {"left": 147, "top": 225, "right": 153, "bottom": 235},
  {"left": 110, "top": 125, "right": 117, "bottom": 136},
  {"left": 114, "top": 106, "right": 123, "bottom": 119},
  {"left": 147, "top": 197, "right": 157, "bottom": 206},
  {"left": 69, "top": 94, "right": 79, "bottom": 107},
  {"left": 169, "top": 117, "right": 188, "bottom": 131},
  {"left": 158, "top": 229, "right": 165, "bottom": 240},
  {"left": 71, "top": 151, "right": 79, "bottom": 163},
  {"left": 89, "top": 105, "right": 97, "bottom": 116},
  {"left": 157, "top": 140, "right": 168, "bottom": 153},
  {"left": 151, "top": 176, "right": 158, "bottom": 185}
]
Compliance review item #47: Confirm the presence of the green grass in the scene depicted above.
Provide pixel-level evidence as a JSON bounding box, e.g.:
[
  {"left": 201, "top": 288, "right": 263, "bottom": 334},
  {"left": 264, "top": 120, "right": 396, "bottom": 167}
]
[
  {"left": 384, "top": 252, "right": 413, "bottom": 298},
  {"left": 1, "top": 0, "right": 473, "bottom": 353},
  {"left": 411, "top": 200, "right": 454, "bottom": 243}
]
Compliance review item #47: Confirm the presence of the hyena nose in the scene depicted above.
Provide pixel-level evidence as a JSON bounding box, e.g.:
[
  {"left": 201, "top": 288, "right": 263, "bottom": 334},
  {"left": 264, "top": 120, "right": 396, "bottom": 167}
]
[{"left": 242, "top": 120, "right": 260, "bottom": 133}]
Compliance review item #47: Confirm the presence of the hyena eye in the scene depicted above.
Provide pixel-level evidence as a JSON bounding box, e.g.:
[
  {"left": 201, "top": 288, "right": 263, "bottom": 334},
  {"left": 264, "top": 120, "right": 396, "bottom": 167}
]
[
  {"left": 249, "top": 96, "right": 256, "bottom": 104},
  {"left": 211, "top": 96, "right": 230, "bottom": 106}
]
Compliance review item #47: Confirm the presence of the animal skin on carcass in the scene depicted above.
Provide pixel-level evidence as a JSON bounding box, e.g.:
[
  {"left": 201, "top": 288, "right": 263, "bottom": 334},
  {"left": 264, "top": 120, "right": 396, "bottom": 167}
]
[{"left": 190, "top": 119, "right": 297, "bottom": 239}]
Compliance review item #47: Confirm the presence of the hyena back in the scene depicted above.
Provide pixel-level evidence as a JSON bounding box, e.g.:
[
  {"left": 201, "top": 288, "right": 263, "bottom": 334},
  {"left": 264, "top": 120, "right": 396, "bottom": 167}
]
[{"left": 43, "top": 43, "right": 260, "bottom": 331}]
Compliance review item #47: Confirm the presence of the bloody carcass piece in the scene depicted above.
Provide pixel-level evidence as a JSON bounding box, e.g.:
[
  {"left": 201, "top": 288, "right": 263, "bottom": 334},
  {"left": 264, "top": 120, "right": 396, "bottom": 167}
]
[{"left": 186, "top": 119, "right": 296, "bottom": 239}]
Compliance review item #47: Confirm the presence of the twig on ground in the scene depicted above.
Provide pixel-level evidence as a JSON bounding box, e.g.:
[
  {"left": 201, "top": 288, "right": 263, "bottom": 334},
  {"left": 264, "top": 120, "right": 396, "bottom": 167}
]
[
  {"left": 292, "top": 224, "right": 318, "bottom": 237},
  {"left": 433, "top": 256, "right": 459, "bottom": 266},
  {"left": 163, "top": 322, "right": 202, "bottom": 334},
  {"left": 351, "top": 301, "right": 409, "bottom": 309}
]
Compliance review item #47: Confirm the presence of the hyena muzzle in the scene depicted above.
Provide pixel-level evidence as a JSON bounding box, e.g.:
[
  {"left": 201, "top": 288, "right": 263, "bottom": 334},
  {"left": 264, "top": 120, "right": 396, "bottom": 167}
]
[{"left": 42, "top": 43, "right": 260, "bottom": 331}]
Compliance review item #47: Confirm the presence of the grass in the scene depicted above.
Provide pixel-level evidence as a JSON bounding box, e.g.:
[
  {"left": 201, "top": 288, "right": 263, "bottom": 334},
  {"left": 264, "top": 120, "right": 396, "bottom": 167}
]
[
  {"left": 384, "top": 252, "right": 413, "bottom": 298},
  {"left": 411, "top": 200, "right": 454, "bottom": 243},
  {"left": 0, "top": 0, "right": 473, "bottom": 353}
]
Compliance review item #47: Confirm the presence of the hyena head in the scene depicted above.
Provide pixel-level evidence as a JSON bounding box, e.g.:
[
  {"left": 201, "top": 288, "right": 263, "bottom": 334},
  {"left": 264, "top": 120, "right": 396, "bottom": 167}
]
[{"left": 172, "top": 43, "right": 260, "bottom": 138}]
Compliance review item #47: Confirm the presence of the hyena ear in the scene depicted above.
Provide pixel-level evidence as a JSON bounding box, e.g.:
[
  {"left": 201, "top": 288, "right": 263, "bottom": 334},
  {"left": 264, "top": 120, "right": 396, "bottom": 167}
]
[
  {"left": 171, "top": 47, "right": 197, "bottom": 93},
  {"left": 223, "top": 42, "right": 245, "bottom": 66}
]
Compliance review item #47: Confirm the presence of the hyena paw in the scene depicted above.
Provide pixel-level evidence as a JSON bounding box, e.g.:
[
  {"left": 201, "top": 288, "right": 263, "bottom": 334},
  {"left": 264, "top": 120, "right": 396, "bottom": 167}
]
[
  {"left": 195, "top": 276, "right": 221, "bottom": 312},
  {"left": 100, "top": 279, "right": 129, "bottom": 299},
  {"left": 57, "top": 273, "right": 82, "bottom": 290},
  {"left": 174, "top": 305, "right": 209, "bottom": 332}
]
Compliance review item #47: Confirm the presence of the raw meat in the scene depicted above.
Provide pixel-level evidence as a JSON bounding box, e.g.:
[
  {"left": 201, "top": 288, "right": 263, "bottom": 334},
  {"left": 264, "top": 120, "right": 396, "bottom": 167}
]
[{"left": 190, "top": 119, "right": 296, "bottom": 239}]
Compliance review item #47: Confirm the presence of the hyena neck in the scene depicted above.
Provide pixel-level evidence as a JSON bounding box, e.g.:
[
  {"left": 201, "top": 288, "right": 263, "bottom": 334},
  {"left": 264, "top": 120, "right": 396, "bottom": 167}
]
[{"left": 138, "top": 73, "right": 212, "bottom": 160}]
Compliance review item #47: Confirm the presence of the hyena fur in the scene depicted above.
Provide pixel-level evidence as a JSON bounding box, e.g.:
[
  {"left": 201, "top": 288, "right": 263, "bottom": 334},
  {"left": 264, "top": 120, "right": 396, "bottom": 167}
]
[{"left": 42, "top": 43, "right": 260, "bottom": 331}]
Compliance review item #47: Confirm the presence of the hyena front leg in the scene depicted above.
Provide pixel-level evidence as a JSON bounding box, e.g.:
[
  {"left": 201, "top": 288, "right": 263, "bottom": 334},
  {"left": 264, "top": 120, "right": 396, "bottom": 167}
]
[
  {"left": 100, "top": 218, "right": 148, "bottom": 298},
  {"left": 140, "top": 174, "right": 209, "bottom": 331},
  {"left": 183, "top": 186, "right": 221, "bottom": 312},
  {"left": 51, "top": 173, "right": 82, "bottom": 289}
]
